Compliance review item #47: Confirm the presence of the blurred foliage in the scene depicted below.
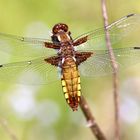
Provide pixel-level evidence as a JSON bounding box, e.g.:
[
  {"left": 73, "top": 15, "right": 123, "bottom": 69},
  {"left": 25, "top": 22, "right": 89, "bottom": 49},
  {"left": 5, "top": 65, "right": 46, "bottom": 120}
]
[{"left": 0, "top": 0, "right": 140, "bottom": 140}]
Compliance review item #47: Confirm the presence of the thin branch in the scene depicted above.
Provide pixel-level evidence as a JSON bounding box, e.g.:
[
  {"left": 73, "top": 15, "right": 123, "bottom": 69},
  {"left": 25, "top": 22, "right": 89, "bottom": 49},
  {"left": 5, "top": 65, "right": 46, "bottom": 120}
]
[
  {"left": 101, "top": 0, "right": 120, "bottom": 140},
  {"left": 80, "top": 95, "right": 107, "bottom": 140},
  {"left": 0, "top": 118, "right": 18, "bottom": 140}
]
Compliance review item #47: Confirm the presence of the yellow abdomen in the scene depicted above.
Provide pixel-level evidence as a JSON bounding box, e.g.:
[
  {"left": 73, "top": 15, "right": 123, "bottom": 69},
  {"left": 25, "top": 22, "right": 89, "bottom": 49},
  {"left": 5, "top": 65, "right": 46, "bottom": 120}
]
[{"left": 61, "top": 57, "right": 81, "bottom": 111}]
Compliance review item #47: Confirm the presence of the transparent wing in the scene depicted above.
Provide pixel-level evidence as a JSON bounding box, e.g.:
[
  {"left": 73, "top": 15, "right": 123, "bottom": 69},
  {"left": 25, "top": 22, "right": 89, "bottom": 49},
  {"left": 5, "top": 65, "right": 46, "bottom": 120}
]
[
  {"left": 75, "top": 14, "right": 140, "bottom": 51},
  {"left": 0, "top": 57, "right": 59, "bottom": 85},
  {"left": 0, "top": 33, "right": 56, "bottom": 61},
  {"left": 78, "top": 47, "right": 140, "bottom": 77}
]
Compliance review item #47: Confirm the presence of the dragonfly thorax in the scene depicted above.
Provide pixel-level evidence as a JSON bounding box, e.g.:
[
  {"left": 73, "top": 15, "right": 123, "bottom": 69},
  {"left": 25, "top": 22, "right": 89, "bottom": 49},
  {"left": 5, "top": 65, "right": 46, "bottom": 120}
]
[{"left": 59, "top": 45, "right": 75, "bottom": 57}]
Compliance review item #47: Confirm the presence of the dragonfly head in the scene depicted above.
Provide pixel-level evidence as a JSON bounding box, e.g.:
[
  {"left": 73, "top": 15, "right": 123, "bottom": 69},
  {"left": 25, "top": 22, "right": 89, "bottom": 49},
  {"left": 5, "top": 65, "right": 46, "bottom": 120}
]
[
  {"left": 52, "top": 23, "right": 68, "bottom": 34},
  {"left": 51, "top": 23, "right": 72, "bottom": 43}
]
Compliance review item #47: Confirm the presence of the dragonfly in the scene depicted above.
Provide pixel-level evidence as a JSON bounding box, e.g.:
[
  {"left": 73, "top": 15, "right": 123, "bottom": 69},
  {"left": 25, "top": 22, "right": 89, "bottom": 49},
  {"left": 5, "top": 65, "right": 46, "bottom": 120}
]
[{"left": 0, "top": 13, "right": 140, "bottom": 111}]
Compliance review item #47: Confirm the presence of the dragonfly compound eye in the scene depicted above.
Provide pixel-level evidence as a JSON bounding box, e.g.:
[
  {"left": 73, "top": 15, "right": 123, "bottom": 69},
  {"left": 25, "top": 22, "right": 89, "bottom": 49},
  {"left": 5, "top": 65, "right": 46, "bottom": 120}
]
[{"left": 52, "top": 23, "right": 68, "bottom": 34}]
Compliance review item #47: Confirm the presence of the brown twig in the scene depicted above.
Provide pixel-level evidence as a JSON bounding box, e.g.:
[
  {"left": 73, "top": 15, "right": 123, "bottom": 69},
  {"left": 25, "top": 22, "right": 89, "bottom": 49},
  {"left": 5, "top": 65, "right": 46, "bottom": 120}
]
[
  {"left": 0, "top": 118, "right": 18, "bottom": 140},
  {"left": 80, "top": 95, "right": 107, "bottom": 140},
  {"left": 101, "top": 0, "right": 120, "bottom": 140}
]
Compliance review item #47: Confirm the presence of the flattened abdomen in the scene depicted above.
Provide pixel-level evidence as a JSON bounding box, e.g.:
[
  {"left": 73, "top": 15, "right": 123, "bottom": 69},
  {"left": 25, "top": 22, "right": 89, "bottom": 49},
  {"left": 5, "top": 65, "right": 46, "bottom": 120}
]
[{"left": 61, "top": 58, "right": 81, "bottom": 111}]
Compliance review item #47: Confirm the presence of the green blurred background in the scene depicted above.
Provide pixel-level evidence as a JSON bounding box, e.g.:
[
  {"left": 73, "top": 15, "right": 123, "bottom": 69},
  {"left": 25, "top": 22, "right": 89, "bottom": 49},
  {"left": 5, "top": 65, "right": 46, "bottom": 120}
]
[{"left": 0, "top": 0, "right": 140, "bottom": 140}]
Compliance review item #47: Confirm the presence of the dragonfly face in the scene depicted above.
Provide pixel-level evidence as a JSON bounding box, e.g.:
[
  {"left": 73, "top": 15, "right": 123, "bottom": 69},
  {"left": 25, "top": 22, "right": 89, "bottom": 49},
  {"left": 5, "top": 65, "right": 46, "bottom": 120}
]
[
  {"left": 51, "top": 23, "right": 72, "bottom": 44},
  {"left": 0, "top": 13, "right": 140, "bottom": 111}
]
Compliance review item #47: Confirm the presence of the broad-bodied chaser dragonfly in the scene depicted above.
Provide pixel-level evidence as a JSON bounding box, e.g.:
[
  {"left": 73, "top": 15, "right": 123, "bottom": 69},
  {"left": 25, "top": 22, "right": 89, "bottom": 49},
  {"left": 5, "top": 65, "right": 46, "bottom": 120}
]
[{"left": 0, "top": 14, "right": 140, "bottom": 111}]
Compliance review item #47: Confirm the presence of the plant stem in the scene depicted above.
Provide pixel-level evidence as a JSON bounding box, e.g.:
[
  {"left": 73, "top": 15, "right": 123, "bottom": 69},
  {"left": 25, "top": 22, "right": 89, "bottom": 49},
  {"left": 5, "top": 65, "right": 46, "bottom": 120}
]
[
  {"left": 0, "top": 118, "right": 18, "bottom": 140},
  {"left": 101, "top": 0, "right": 120, "bottom": 140},
  {"left": 80, "top": 95, "right": 107, "bottom": 140}
]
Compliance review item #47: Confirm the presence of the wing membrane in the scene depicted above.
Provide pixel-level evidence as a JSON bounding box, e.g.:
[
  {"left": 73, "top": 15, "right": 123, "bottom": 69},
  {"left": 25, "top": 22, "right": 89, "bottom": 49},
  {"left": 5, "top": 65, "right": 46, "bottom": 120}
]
[
  {"left": 0, "top": 57, "right": 59, "bottom": 85},
  {"left": 75, "top": 14, "right": 140, "bottom": 51},
  {"left": 78, "top": 47, "right": 140, "bottom": 77},
  {"left": 0, "top": 33, "right": 56, "bottom": 61}
]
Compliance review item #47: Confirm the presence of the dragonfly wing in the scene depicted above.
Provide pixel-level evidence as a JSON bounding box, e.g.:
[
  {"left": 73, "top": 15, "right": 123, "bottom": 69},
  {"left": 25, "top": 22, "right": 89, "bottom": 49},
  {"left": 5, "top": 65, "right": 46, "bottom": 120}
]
[
  {"left": 0, "top": 33, "right": 56, "bottom": 61},
  {"left": 75, "top": 14, "right": 140, "bottom": 51},
  {"left": 78, "top": 47, "right": 140, "bottom": 77},
  {"left": 0, "top": 57, "right": 59, "bottom": 85}
]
